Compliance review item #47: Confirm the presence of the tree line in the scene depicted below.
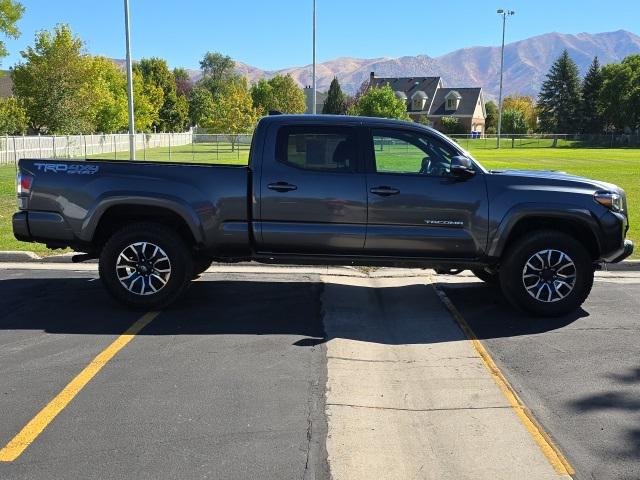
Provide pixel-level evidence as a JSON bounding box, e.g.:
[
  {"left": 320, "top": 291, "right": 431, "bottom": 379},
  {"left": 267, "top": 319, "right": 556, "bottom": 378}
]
[
  {"left": 0, "top": 24, "right": 311, "bottom": 136},
  {"left": 0, "top": 0, "right": 636, "bottom": 137}
]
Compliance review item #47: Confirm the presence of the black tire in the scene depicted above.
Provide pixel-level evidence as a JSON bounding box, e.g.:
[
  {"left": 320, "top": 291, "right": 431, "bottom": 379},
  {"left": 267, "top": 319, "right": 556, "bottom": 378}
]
[
  {"left": 471, "top": 268, "right": 499, "bottom": 284},
  {"left": 99, "top": 222, "right": 194, "bottom": 309},
  {"left": 499, "top": 230, "right": 594, "bottom": 317},
  {"left": 192, "top": 256, "right": 212, "bottom": 278}
]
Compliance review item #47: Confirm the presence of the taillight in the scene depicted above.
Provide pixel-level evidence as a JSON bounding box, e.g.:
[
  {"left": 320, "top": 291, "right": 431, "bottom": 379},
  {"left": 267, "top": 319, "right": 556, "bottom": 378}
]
[{"left": 16, "top": 171, "right": 33, "bottom": 196}]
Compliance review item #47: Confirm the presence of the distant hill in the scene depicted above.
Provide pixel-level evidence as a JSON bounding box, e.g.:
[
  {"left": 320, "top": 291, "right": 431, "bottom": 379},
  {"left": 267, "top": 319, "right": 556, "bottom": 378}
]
[
  {"left": 2, "top": 30, "right": 639, "bottom": 101},
  {"left": 227, "top": 30, "right": 640, "bottom": 99}
]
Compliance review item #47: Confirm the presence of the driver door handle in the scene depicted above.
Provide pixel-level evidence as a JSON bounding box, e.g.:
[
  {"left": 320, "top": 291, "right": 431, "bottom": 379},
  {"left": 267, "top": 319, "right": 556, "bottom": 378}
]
[
  {"left": 370, "top": 186, "right": 400, "bottom": 196},
  {"left": 267, "top": 182, "right": 298, "bottom": 192}
]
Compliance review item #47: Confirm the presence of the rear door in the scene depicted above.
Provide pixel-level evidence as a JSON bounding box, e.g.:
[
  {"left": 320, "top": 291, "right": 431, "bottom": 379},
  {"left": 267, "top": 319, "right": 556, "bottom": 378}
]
[
  {"left": 257, "top": 124, "right": 367, "bottom": 253},
  {"left": 364, "top": 127, "right": 488, "bottom": 257}
]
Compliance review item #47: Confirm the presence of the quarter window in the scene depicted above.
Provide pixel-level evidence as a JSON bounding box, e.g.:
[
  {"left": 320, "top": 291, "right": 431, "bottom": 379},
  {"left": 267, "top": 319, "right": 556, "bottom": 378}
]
[
  {"left": 372, "top": 129, "right": 461, "bottom": 177},
  {"left": 276, "top": 126, "right": 357, "bottom": 172}
]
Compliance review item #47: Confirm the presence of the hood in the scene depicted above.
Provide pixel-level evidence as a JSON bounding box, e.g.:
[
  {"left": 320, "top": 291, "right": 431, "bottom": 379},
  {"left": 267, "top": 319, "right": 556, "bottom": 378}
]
[{"left": 488, "top": 169, "right": 623, "bottom": 194}]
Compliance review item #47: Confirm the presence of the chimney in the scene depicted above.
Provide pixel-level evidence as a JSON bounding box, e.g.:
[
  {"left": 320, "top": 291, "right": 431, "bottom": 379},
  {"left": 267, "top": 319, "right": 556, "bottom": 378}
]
[{"left": 370, "top": 72, "right": 375, "bottom": 83}]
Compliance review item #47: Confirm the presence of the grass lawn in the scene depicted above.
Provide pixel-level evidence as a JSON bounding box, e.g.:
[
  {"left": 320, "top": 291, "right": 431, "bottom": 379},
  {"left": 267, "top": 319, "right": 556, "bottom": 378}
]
[{"left": 0, "top": 145, "right": 637, "bottom": 258}]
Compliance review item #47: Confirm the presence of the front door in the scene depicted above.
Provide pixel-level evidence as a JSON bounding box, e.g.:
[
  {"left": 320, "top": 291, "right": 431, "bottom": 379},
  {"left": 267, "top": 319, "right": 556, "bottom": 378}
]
[
  {"left": 364, "top": 127, "right": 488, "bottom": 258},
  {"left": 258, "top": 124, "right": 367, "bottom": 253}
]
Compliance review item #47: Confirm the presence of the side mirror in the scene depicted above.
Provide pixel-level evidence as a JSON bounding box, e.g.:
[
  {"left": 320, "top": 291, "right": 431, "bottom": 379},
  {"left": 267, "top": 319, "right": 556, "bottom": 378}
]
[{"left": 450, "top": 156, "right": 475, "bottom": 179}]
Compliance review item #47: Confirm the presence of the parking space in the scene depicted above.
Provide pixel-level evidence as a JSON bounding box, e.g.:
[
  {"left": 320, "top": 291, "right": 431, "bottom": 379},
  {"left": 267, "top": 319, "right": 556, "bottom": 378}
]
[
  {"left": 1, "top": 265, "right": 638, "bottom": 479},
  {"left": 0, "top": 268, "right": 328, "bottom": 480},
  {"left": 438, "top": 273, "right": 640, "bottom": 480}
]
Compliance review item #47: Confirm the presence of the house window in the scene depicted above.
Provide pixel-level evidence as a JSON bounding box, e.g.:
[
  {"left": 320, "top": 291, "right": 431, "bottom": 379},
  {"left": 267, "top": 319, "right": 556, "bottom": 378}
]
[{"left": 447, "top": 98, "right": 456, "bottom": 110}]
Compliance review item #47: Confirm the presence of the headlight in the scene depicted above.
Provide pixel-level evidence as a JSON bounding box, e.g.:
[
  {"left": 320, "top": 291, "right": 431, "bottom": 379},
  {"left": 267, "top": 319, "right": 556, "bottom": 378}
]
[{"left": 594, "top": 191, "right": 623, "bottom": 212}]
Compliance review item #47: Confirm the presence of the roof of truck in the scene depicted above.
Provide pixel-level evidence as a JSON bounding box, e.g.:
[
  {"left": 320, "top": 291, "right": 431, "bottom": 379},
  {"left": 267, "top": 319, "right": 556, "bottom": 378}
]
[{"left": 258, "top": 114, "right": 433, "bottom": 131}]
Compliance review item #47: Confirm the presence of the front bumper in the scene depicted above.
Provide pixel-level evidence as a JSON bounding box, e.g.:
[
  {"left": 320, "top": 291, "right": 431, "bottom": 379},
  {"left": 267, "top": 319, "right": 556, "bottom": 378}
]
[{"left": 602, "top": 239, "right": 634, "bottom": 263}]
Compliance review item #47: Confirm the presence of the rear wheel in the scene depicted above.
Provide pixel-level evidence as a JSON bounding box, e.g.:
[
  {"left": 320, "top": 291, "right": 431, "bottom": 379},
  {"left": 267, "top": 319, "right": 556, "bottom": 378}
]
[
  {"left": 99, "top": 223, "right": 193, "bottom": 309},
  {"left": 499, "top": 230, "right": 594, "bottom": 317}
]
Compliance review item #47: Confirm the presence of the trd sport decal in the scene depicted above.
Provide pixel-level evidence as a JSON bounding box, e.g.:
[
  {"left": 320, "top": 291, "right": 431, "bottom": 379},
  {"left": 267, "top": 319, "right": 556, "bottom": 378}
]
[{"left": 33, "top": 163, "right": 100, "bottom": 175}]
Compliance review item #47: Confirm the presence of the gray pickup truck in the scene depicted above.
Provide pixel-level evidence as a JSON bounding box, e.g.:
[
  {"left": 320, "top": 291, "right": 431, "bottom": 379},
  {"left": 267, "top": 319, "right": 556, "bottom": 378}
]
[{"left": 13, "top": 114, "right": 632, "bottom": 315}]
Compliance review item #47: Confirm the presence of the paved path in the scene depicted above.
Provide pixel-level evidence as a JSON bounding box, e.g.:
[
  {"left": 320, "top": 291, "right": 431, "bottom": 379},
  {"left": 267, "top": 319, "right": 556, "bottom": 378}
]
[{"left": 439, "top": 272, "right": 640, "bottom": 480}]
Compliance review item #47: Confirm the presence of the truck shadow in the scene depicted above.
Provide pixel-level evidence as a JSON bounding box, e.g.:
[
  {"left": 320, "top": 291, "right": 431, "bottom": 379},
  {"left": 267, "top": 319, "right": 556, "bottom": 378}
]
[
  {"left": 436, "top": 280, "right": 588, "bottom": 339},
  {"left": 0, "top": 275, "right": 583, "bottom": 344}
]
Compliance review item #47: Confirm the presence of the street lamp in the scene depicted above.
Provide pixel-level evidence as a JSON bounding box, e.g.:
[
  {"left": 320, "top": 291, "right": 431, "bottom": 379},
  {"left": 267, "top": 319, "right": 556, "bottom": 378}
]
[
  {"left": 124, "top": 0, "right": 136, "bottom": 160},
  {"left": 312, "top": 0, "right": 316, "bottom": 114},
  {"left": 496, "top": 8, "right": 514, "bottom": 149}
]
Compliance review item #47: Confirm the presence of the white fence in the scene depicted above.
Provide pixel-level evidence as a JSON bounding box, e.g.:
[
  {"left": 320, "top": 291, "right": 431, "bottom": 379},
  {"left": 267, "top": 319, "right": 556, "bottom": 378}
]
[{"left": 0, "top": 132, "right": 193, "bottom": 165}]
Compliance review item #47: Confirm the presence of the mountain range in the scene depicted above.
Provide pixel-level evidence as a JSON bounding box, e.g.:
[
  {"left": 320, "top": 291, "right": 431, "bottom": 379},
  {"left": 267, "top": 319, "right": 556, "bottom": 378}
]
[{"left": 200, "top": 30, "right": 640, "bottom": 100}]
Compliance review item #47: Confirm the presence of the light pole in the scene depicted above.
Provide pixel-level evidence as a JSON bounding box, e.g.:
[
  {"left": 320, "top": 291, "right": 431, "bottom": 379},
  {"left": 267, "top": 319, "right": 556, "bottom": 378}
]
[
  {"left": 312, "top": 0, "right": 316, "bottom": 114},
  {"left": 496, "top": 9, "right": 514, "bottom": 149},
  {"left": 124, "top": 0, "right": 136, "bottom": 160}
]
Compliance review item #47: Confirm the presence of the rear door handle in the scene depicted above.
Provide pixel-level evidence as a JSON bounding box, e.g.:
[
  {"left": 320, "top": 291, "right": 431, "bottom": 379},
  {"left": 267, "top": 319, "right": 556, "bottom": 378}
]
[
  {"left": 267, "top": 182, "right": 298, "bottom": 192},
  {"left": 370, "top": 186, "right": 400, "bottom": 196}
]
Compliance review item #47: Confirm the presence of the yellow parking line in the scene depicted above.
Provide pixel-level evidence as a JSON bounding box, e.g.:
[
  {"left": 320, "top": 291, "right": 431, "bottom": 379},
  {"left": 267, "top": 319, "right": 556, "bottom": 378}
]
[
  {"left": 0, "top": 311, "right": 160, "bottom": 462},
  {"left": 432, "top": 284, "right": 575, "bottom": 477}
]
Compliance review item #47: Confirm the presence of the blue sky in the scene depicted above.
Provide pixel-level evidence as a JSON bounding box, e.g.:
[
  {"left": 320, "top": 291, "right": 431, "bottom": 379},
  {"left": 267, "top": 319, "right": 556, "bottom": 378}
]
[{"left": 2, "top": 0, "right": 639, "bottom": 71}]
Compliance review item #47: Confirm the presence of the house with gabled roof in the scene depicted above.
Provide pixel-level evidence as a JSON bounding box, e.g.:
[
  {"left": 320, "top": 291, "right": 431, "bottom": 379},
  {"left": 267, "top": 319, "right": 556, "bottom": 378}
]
[{"left": 369, "top": 73, "right": 486, "bottom": 134}]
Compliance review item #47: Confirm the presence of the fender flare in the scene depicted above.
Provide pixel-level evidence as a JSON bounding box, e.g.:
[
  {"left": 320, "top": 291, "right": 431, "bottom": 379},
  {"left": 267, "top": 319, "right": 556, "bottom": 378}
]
[
  {"left": 78, "top": 195, "right": 205, "bottom": 244},
  {"left": 487, "top": 203, "right": 602, "bottom": 258}
]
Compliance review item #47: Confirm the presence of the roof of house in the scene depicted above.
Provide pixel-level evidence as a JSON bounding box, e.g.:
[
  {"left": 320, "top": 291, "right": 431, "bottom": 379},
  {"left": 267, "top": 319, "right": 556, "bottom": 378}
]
[
  {"left": 429, "top": 87, "right": 484, "bottom": 116},
  {"left": 370, "top": 76, "right": 441, "bottom": 105}
]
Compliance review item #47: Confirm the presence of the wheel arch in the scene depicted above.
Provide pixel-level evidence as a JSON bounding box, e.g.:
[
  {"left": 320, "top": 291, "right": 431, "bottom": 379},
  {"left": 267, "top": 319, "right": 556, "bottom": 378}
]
[
  {"left": 86, "top": 199, "right": 203, "bottom": 249},
  {"left": 489, "top": 205, "right": 602, "bottom": 260}
]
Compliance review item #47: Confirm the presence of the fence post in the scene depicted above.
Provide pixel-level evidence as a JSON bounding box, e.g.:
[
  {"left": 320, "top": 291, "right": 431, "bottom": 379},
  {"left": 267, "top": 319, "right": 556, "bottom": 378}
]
[
  {"left": 143, "top": 133, "right": 146, "bottom": 160},
  {"left": 113, "top": 134, "right": 116, "bottom": 160},
  {"left": 168, "top": 133, "right": 172, "bottom": 162},
  {"left": 12, "top": 136, "right": 17, "bottom": 167},
  {"left": 4, "top": 134, "right": 7, "bottom": 165},
  {"left": 52, "top": 135, "right": 56, "bottom": 159}
]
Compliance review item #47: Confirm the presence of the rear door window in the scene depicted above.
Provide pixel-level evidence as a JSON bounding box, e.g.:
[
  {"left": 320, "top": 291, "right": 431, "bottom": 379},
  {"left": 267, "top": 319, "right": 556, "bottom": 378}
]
[{"left": 276, "top": 126, "right": 358, "bottom": 172}]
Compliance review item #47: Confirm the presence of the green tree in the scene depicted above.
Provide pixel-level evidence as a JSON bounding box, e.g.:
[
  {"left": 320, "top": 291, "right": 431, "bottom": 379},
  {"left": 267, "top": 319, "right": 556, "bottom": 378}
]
[
  {"left": 12, "top": 24, "right": 96, "bottom": 133},
  {"left": 136, "top": 58, "right": 188, "bottom": 131},
  {"left": 132, "top": 69, "right": 163, "bottom": 132},
  {"left": 440, "top": 116, "right": 466, "bottom": 134},
  {"left": 537, "top": 49, "right": 582, "bottom": 133},
  {"left": 188, "top": 85, "right": 215, "bottom": 126},
  {"left": 250, "top": 74, "right": 306, "bottom": 114},
  {"left": 89, "top": 56, "right": 128, "bottom": 133},
  {"left": 205, "top": 78, "right": 258, "bottom": 150},
  {"left": 485, "top": 100, "right": 498, "bottom": 134},
  {"left": 199, "top": 51, "right": 239, "bottom": 96},
  {"left": 503, "top": 95, "right": 537, "bottom": 132},
  {"left": 349, "top": 85, "right": 410, "bottom": 120},
  {"left": 322, "top": 77, "right": 346, "bottom": 114},
  {"left": 501, "top": 108, "right": 528, "bottom": 134},
  {"left": 580, "top": 57, "right": 604, "bottom": 133},
  {"left": 599, "top": 55, "right": 640, "bottom": 132},
  {"left": 0, "top": 0, "right": 24, "bottom": 63},
  {"left": 0, "top": 96, "right": 27, "bottom": 134}
]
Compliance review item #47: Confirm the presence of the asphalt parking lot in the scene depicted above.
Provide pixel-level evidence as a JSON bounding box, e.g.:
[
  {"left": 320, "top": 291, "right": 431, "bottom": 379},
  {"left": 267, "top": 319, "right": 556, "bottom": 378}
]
[{"left": 0, "top": 264, "right": 638, "bottom": 479}]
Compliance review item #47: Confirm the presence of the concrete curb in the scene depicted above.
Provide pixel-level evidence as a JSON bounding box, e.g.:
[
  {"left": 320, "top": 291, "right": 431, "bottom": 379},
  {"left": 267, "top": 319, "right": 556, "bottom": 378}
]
[{"left": 0, "top": 250, "right": 638, "bottom": 270}]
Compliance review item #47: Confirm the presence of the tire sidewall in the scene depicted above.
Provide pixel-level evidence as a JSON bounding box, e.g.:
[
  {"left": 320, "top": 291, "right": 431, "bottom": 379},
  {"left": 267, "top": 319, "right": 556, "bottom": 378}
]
[
  {"left": 99, "top": 223, "right": 193, "bottom": 309},
  {"left": 499, "top": 231, "right": 594, "bottom": 316}
]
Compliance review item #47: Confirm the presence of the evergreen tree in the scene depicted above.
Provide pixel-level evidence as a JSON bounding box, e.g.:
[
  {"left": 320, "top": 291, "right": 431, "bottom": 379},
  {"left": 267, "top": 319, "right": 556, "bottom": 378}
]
[
  {"left": 537, "top": 50, "right": 582, "bottom": 133},
  {"left": 322, "top": 77, "right": 346, "bottom": 114},
  {"left": 581, "top": 57, "right": 604, "bottom": 133}
]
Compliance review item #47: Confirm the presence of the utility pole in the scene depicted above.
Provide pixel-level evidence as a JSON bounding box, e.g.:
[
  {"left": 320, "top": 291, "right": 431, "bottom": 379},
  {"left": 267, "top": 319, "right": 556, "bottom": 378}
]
[
  {"left": 124, "top": 0, "right": 136, "bottom": 160},
  {"left": 496, "top": 9, "right": 514, "bottom": 149},
  {"left": 312, "top": 0, "right": 316, "bottom": 114}
]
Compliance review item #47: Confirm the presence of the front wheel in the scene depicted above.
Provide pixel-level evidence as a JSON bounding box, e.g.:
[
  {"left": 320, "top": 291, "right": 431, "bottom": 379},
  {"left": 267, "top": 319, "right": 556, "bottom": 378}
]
[
  {"left": 499, "top": 230, "right": 594, "bottom": 317},
  {"left": 99, "top": 223, "right": 194, "bottom": 309}
]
